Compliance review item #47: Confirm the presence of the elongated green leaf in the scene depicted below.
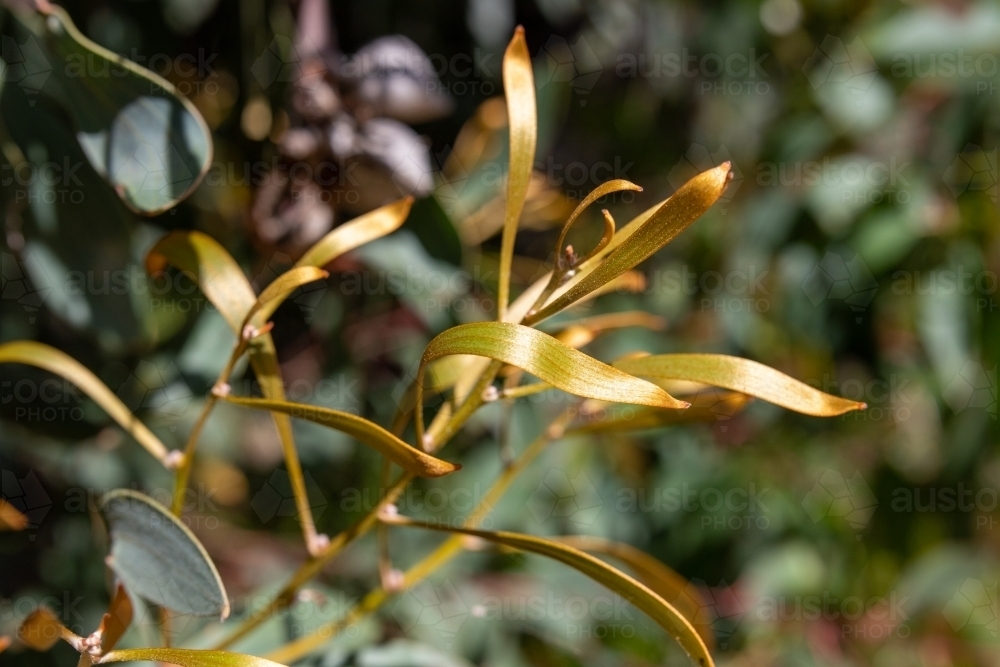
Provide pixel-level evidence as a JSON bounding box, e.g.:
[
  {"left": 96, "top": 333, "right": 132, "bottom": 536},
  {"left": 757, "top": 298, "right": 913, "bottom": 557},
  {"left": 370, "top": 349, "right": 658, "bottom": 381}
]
[
  {"left": 382, "top": 517, "right": 713, "bottom": 667},
  {"left": 100, "top": 490, "right": 230, "bottom": 619},
  {"left": 244, "top": 266, "right": 328, "bottom": 331},
  {"left": 525, "top": 164, "right": 732, "bottom": 325},
  {"left": 418, "top": 322, "right": 687, "bottom": 412},
  {"left": 296, "top": 197, "right": 414, "bottom": 269},
  {"left": 496, "top": 27, "right": 537, "bottom": 321},
  {"left": 0, "top": 341, "right": 171, "bottom": 464},
  {"left": 99, "top": 648, "right": 285, "bottom": 667},
  {"left": 614, "top": 354, "right": 866, "bottom": 417},
  {"left": 30, "top": 6, "right": 212, "bottom": 214},
  {"left": 146, "top": 231, "right": 323, "bottom": 552},
  {"left": 555, "top": 536, "right": 715, "bottom": 649},
  {"left": 218, "top": 396, "right": 460, "bottom": 478}
]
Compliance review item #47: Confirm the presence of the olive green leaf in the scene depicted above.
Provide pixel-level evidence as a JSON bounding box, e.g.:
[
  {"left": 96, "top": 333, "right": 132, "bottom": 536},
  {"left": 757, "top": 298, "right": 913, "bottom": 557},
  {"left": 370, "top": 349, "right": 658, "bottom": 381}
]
[
  {"left": 99, "top": 648, "right": 286, "bottom": 667},
  {"left": 100, "top": 490, "right": 230, "bottom": 619},
  {"left": 0, "top": 341, "right": 171, "bottom": 464},
  {"left": 555, "top": 536, "right": 715, "bottom": 649},
  {"left": 217, "top": 395, "right": 460, "bottom": 478},
  {"left": 296, "top": 197, "right": 414, "bottom": 269},
  {"left": 614, "top": 354, "right": 866, "bottom": 416},
  {"left": 381, "top": 516, "right": 714, "bottom": 667},
  {"left": 496, "top": 26, "right": 537, "bottom": 321},
  {"left": 146, "top": 231, "right": 324, "bottom": 552},
  {"left": 415, "top": 322, "right": 687, "bottom": 437},
  {"left": 524, "top": 164, "right": 732, "bottom": 325},
  {"left": 32, "top": 6, "right": 212, "bottom": 214}
]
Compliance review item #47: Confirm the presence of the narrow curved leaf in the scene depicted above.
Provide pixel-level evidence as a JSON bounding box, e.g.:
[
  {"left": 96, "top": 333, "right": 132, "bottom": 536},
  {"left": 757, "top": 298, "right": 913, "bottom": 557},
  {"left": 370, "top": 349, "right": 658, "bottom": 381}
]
[
  {"left": 382, "top": 517, "right": 713, "bottom": 667},
  {"left": 552, "top": 180, "right": 640, "bottom": 266},
  {"left": 525, "top": 164, "right": 732, "bottom": 325},
  {"left": 555, "top": 536, "right": 715, "bottom": 649},
  {"left": 100, "top": 490, "right": 230, "bottom": 619},
  {"left": 296, "top": 197, "right": 414, "bottom": 269},
  {"left": 496, "top": 26, "right": 537, "bottom": 321},
  {"left": 34, "top": 7, "right": 212, "bottom": 214},
  {"left": 218, "top": 396, "right": 460, "bottom": 478},
  {"left": 614, "top": 354, "right": 866, "bottom": 416},
  {"left": 244, "top": 266, "right": 328, "bottom": 330},
  {"left": 146, "top": 231, "right": 322, "bottom": 551},
  {"left": 0, "top": 341, "right": 171, "bottom": 464},
  {"left": 418, "top": 323, "right": 687, "bottom": 412},
  {"left": 99, "top": 648, "right": 286, "bottom": 667}
]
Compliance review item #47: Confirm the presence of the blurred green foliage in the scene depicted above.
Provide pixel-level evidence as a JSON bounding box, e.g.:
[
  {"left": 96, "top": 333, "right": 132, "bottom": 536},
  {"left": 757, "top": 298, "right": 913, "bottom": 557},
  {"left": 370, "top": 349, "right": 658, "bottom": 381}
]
[{"left": 2, "top": 0, "right": 999, "bottom": 665}]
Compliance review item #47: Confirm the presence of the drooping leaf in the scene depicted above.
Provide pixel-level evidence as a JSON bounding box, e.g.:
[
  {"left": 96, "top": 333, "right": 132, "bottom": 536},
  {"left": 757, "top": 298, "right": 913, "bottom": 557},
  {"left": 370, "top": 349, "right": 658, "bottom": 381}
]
[
  {"left": 218, "top": 395, "right": 460, "bottom": 478},
  {"left": 31, "top": 6, "right": 212, "bottom": 214},
  {"left": 525, "top": 164, "right": 732, "bottom": 325},
  {"left": 381, "top": 517, "right": 713, "bottom": 667},
  {"left": 296, "top": 197, "right": 414, "bottom": 269},
  {"left": 416, "top": 323, "right": 688, "bottom": 436},
  {"left": 99, "top": 490, "right": 230, "bottom": 619},
  {"left": 614, "top": 354, "right": 866, "bottom": 416},
  {"left": 0, "top": 341, "right": 171, "bottom": 464},
  {"left": 0, "top": 499, "right": 30, "bottom": 531},
  {"left": 496, "top": 27, "right": 537, "bottom": 321},
  {"left": 99, "top": 648, "right": 286, "bottom": 667},
  {"left": 146, "top": 231, "right": 323, "bottom": 552},
  {"left": 243, "top": 266, "right": 328, "bottom": 331},
  {"left": 554, "top": 536, "right": 715, "bottom": 649}
]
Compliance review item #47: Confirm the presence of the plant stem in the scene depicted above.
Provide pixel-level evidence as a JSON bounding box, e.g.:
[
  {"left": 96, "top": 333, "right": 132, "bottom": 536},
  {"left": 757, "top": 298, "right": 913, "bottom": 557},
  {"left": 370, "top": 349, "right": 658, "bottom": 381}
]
[{"left": 262, "top": 408, "right": 575, "bottom": 663}]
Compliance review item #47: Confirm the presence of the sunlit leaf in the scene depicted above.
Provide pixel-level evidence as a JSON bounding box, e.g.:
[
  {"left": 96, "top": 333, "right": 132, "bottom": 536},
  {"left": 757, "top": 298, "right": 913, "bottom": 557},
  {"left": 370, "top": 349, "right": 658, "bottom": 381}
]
[
  {"left": 614, "top": 354, "right": 866, "bottom": 416},
  {"left": 17, "top": 607, "right": 75, "bottom": 652},
  {"left": 416, "top": 323, "right": 687, "bottom": 438},
  {"left": 525, "top": 164, "right": 732, "bottom": 324},
  {"left": 218, "top": 395, "right": 460, "bottom": 478},
  {"left": 553, "top": 311, "right": 667, "bottom": 349},
  {"left": 381, "top": 516, "right": 713, "bottom": 667},
  {"left": 146, "top": 231, "right": 323, "bottom": 552},
  {"left": 30, "top": 6, "right": 212, "bottom": 214},
  {"left": 496, "top": 27, "right": 537, "bottom": 321},
  {"left": 0, "top": 499, "right": 30, "bottom": 531},
  {"left": 296, "top": 197, "right": 414, "bottom": 269},
  {"left": 100, "top": 490, "right": 230, "bottom": 619},
  {"left": 555, "top": 536, "right": 715, "bottom": 649},
  {"left": 243, "top": 266, "right": 328, "bottom": 331},
  {"left": 99, "top": 648, "right": 286, "bottom": 667},
  {"left": 0, "top": 341, "right": 171, "bottom": 464}
]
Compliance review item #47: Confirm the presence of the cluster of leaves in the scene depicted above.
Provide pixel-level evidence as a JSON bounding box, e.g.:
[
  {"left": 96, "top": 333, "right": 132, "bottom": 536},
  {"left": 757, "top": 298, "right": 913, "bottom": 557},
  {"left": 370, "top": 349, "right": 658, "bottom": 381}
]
[{"left": 0, "top": 10, "right": 868, "bottom": 667}]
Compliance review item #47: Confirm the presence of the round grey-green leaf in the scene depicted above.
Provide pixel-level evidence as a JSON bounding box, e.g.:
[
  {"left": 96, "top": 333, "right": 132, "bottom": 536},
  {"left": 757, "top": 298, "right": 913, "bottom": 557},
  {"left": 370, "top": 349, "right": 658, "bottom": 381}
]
[{"left": 99, "top": 490, "right": 230, "bottom": 619}]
